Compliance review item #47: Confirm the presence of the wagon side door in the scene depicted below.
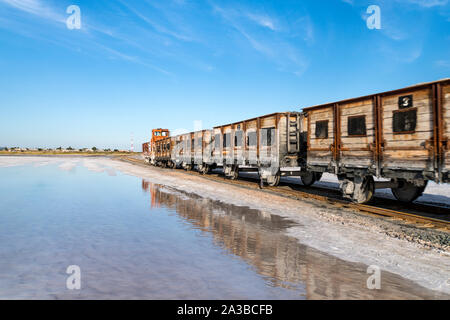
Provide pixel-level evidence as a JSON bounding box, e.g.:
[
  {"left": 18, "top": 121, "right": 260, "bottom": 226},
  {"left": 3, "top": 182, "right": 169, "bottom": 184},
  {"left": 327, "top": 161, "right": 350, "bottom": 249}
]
[
  {"left": 212, "top": 129, "right": 222, "bottom": 165},
  {"left": 259, "top": 115, "right": 277, "bottom": 166},
  {"left": 338, "top": 99, "right": 376, "bottom": 171},
  {"left": 381, "top": 88, "right": 435, "bottom": 175},
  {"left": 245, "top": 120, "right": 258, "bottom": 165},
  {"left": 203, "top": 130, "right": 212, "bottom": 165},
  {"left": 440, "top": 82, "right": 450, "bottom": 180},
  {"left": 223, "top": 126, "right": 232, "bottom": 165},
  {"left": 307, "top": 106, "right": 335, "bottom": 170}
]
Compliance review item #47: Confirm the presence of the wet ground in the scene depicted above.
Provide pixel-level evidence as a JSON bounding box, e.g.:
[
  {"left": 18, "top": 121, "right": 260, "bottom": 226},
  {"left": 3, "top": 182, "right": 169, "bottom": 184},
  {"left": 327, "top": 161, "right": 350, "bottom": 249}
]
[{"left": 0, "top": 158, "right": 448, "bottom": 299}]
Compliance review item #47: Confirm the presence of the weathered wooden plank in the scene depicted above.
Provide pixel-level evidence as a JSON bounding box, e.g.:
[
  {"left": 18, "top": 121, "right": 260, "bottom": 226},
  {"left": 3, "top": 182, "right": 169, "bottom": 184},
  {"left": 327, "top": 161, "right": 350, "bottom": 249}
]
[
  {"left": 310, "top": 108, "right": 334, "bottom": 117},
  {"left": 340, "top": 104, "right": 373, "bottom": 116},
  {"left": 383, "top": 149, "right": 430, "bottom": 157},
  {"left": 341, "top": 129, "right": 375, "bottom": 135},
  {"left": 381, "top": 89, "right": 432, "bottom": 105},
  {"left": 383, "top": 131, "right": 433, "bottom": 142},
  {"left": 261, "top": 116, "right": 276, "bottom": 128},
  {"left": 245, "top": 120, "right": 257, "bottom": 130},
  {"left": 310, "top": 140, "right": 334, "bottom": 147},
  {"left": 340, "top": 99, "right": 373, "bottom": 109}
]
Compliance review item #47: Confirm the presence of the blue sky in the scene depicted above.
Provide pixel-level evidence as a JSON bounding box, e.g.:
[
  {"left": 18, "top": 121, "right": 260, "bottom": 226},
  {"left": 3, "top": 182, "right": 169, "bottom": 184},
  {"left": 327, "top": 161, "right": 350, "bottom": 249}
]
[{"left": 0, "top": 0, "right": 449, "bottom": 150}]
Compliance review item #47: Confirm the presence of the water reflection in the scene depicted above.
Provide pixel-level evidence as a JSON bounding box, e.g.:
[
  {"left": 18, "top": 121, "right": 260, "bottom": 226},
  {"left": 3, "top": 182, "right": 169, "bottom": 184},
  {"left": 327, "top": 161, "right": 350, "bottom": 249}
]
[{"left": 142, "top": 179, "right": 449, "bottom": 300}]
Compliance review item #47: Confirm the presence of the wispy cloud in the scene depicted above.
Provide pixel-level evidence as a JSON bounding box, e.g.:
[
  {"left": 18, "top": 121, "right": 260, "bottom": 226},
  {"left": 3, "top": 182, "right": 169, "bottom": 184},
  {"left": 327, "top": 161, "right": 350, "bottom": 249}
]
[
  {"left": 291, "top": 15, "right": 315, "bottom": 44},
  {"left": 399, "top": 0, "right": 448, "bottom": 7},
  {"left": 94, "top": 43, "right": 172, "bottom": 75},
  {"left": 0, "top": 0, "right": 64, "bottom": 23},
  {"left": 435, "top": 60, "right": 450, "bottom": 68},
  {"left": 0, "top": 0, "right": 175, "bottom": 75},
  {"left": 118, "top": 0, "right": 194, "bottom": 42},
  {"left": 344, "top": 0, "right": 448, "bottom": 7},
  {"left": 247, "top": 13, "right": 276, "bottom": 31},
  {"left": 212, "top": 3, "right": 310, "bottom": 76},
  {"left": 378, "top": 42, "right": 423, "bottom": 63},
  {"left": 212, "top": 5, "right": 273, "bottom": 55}
]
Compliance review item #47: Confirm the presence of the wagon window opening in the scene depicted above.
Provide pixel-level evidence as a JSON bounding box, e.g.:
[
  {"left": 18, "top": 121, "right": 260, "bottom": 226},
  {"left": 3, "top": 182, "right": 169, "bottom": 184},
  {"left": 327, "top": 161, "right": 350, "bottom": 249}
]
[
  {"left": 214, "top": 134, "right": 220, "bottom": 149},
  {"left": 154, "top": 132, "right": 161, "bottom": 136},
  {"left": 223, "top": 133, "right": 231, "bottom": 148},
  {"left": 348, "top": 116, "right": 366, "bottom": 136},
  {"left": 261, "top": 128, "right": 275, "bottom": 146},
  {"left": 247, "top": 132, "right": 257, "bottom": 146},
  {"left": 162, "top": 132, "right": 168, "bottom": 137},
  {"left": 235, "top": 131, "right": 243, "bottom": 147},
  {"left": 315, "top": 121, "right": 328, "bottom": 139},
  {"left": 393, "top": 109, "right": 417, "bottom": 133}
]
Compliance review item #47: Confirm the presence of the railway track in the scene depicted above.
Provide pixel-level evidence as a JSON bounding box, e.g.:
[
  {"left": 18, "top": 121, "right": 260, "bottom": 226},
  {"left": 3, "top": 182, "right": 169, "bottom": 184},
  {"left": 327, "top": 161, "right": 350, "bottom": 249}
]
[{"left": 119, "top": 156, "right": 450, "bottom": 233}]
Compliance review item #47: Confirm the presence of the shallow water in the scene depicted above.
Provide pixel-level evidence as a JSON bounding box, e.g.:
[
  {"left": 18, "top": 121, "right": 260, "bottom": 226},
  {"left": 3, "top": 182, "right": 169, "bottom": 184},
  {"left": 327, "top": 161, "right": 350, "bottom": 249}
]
[{"left": 0, "top": 159, "right": 447, "bottom": 299}]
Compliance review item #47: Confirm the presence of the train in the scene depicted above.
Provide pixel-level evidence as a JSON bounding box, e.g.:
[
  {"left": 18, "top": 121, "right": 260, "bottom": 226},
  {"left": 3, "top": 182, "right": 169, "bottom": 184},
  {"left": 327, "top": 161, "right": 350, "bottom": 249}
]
[{"left": 143, "top": 79, "right": 450, "bottom": 204}]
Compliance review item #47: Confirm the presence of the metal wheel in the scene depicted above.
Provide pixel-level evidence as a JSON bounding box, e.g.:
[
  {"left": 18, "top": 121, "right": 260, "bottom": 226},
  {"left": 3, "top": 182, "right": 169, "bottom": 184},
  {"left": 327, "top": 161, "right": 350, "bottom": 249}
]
[
  {"left": 199, "top": 164, "right": 209, "bottom": 175},
  {"left": 229, "top": 167, "right": 239, "bottom": 180},
  {"left": 351, "top": 176, "right": 375, "bottom": 204},
  {"left": 301, "top": 172, "right": 316, "bottom": 186},
  {"left": 391, "top": 179, "right": 427, "bottom": 203},
  {"left": 267, "top": 173, "right": 281, "bottom": 187}
]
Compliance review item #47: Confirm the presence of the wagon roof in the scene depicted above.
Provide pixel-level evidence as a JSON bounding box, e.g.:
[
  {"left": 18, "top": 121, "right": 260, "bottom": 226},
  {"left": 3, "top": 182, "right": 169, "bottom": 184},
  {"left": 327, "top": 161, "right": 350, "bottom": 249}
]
[
  {"left": 213, "top": 111, "right": 301, "bottom": 129},
  {"left": 169, "top": 129, "right": 212, "bottom": 140},
  {"left": 302, "top": 78, "right": 450, "bottom": 112}
]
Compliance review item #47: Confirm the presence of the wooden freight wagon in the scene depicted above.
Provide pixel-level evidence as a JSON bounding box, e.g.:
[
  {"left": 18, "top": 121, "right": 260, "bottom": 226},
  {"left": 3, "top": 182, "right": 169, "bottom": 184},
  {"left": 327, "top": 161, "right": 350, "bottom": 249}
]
[
  {"left": 212, "top": 112, "right": 316, "bottom": 186},
  {"left": 193, "top": 130, "right": 214, "bottom": 174},
  {"left": 142, "top": 142, "right": 151, "bottom": 163},
  {"left": 153, "top": 136, "right": 173, "bottom": 167},
  {"left": 176, "top": 132, "right": 194, "bottom": 170},
  {"left": 303, "top": 78, "right": 450, "bottom": 203},
  {"left": 211, "top": 127, "right": 223, "bottom": 166},
  {"left": 171, "top": 135, "right": 183, "bottom": 168},
  {"left": 434, "top": 81, "right": 450, "bottom": 183}
]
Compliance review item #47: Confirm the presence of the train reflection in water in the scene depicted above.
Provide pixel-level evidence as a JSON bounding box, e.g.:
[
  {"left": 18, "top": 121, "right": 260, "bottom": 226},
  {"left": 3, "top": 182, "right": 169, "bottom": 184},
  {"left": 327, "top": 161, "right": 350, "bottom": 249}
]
[{"left": 141, "top": 179, "right": 448, "bottom": 299}]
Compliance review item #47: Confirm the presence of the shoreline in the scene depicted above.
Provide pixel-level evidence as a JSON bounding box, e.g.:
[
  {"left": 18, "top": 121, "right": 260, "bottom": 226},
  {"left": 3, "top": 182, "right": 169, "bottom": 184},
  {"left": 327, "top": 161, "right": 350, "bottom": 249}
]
[
  {"left": 0, "top": 152, "right": 136, "bottom": 157},
  {"left": 109, "top": 157, "right": 450, "bottom": 295},
  {"left": 0, "top": 155, "right": 449, "bottom": 295}
]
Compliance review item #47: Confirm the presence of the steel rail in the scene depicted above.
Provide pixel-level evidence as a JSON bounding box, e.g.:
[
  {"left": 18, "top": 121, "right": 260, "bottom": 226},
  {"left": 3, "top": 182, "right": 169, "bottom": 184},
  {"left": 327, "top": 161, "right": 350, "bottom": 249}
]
[{"left": 120, "top": 156, "right": 450, "bottom": 232}]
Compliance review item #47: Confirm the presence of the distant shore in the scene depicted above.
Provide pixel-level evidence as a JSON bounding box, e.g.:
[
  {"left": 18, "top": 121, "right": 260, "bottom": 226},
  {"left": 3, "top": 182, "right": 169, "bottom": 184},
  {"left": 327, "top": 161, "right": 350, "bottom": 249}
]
[{"left": 0, "top": 151, "right": 140, "bottom": 156}]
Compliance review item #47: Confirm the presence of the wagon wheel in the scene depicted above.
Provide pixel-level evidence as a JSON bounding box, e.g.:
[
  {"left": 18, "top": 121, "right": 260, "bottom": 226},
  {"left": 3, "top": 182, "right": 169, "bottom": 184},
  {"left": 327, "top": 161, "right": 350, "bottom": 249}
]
[
  {"left": 301, "top": 172, "right": 316, "bottom": 186},
  {"left": 352, "top": 176, "right": 375, "bottom": 204},
  {"left": 229, "top": 167, "right": 239, "bottom": 180},
  {"left": 391, "top": 179, "right": 427, "bottom": 203},
  {"left": 199, "top": 164, "right": 209, "bottom": 175},
  {"left": 267, "top": 172, "right": 281, "bottom": 187}
]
